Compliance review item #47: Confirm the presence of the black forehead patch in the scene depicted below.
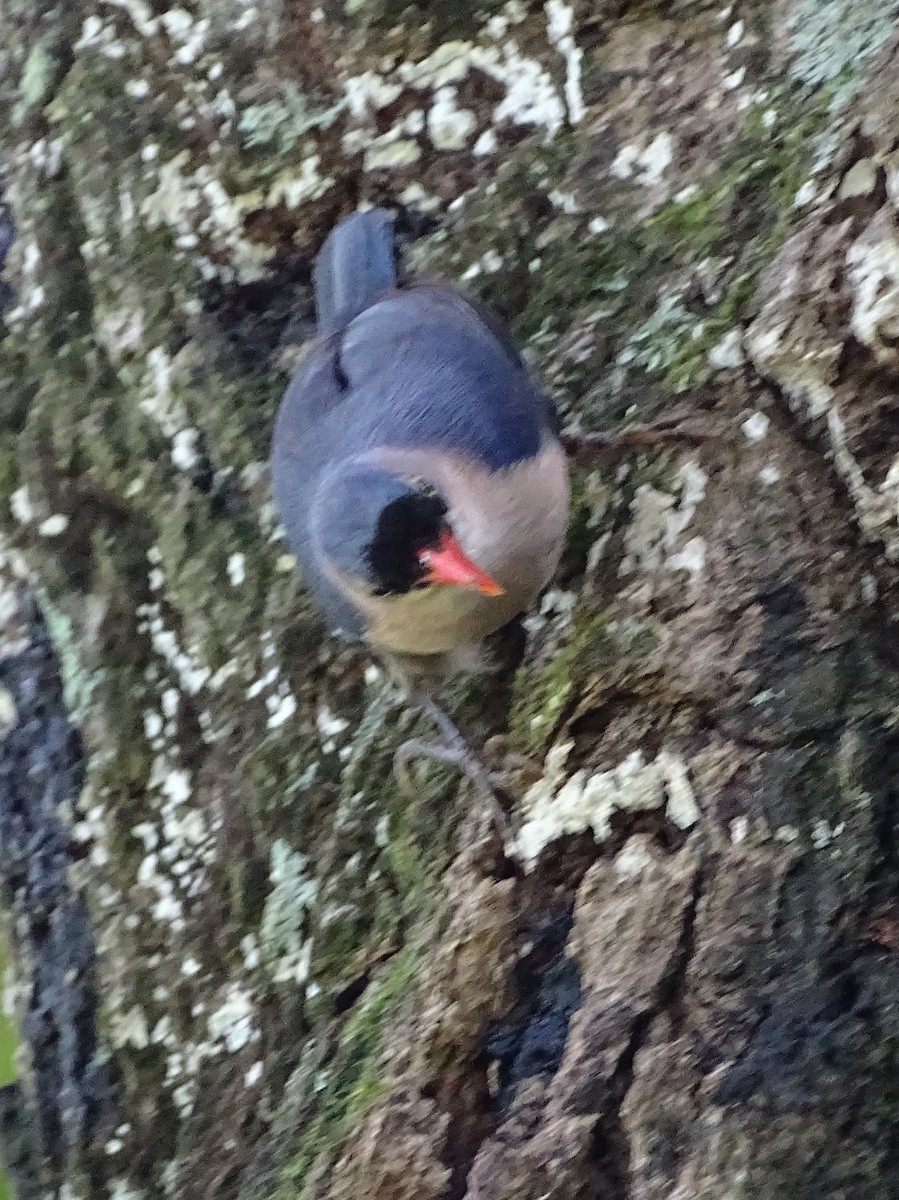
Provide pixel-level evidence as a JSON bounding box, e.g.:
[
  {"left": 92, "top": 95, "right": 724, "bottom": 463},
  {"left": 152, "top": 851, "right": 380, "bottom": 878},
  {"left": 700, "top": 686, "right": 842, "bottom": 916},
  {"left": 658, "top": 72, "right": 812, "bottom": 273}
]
[{"left": 367, "top": 490, "right": 448, "bottom": 595}]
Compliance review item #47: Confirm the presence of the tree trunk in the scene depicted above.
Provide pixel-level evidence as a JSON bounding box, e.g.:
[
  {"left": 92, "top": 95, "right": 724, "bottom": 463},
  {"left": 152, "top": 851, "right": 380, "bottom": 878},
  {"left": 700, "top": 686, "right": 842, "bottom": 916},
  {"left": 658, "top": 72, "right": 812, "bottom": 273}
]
[{"left": 3, "top": 1, "right": 899, "bottom": 1197}]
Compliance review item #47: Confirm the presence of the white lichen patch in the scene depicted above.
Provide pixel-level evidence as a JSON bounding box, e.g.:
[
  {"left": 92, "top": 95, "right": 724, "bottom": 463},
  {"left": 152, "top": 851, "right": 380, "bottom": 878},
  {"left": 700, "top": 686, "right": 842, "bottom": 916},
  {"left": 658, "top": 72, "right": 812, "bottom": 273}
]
[
  {"left": 741, "top": 411, "right": 770, "bottom": 441},
  {"left": 109, "top": 1180, "right": 143, "bottom": 1200},
  {"left": 775, "top": 824, "right": 800, "bottom": 843},
  {"left": 266, "top": 690, "right": 297, "bottom": 729},
  {"left": 207, "top": 983, "right": 259, "bottom": 1052},
  {"left": 723, "top": 66, "right": 746, "bottom": 90},
  {"left": 730, "top": 815, "right": 749, "bottom": 844},
  {"left": 108, "top": 1004, "right": 150, "bottom": 1050},
  {"left": 545, "top": 0, "right": 585, "bottom": 124},
  {"left": 522, "top": 587, "right": 577, "bottom": 637},
  {"left": 614, "top": 837, "right": 656, "bottom": 878},
  {"left": 129, "top": 564, "right": 223, "bottom": 925},
  {"left": 74, "top": 15, "right": 128, "bottom": 57},
  {"left": 344, "top": 71, "right": 404, "bottom": 117},
  {"left": 316, "top": 705, "right": 350, "bottom": 753},
  {"left": 611, "top": 132, "right": 675, "bottom": 186},
  {"left": 461, "top": 248, "right": 504, "bottom": 280},
  {"left": 72, "top": 797, "right": 117, "bottom": 871},
  {"left": 839, "top": 158, "right": 878, "bottom": 199},
  {"left": 159, "top": 8, "right": 210, "bottom": 66},
  {"left": 427, "top": 87, "right": 478, "bottom": 151},
  {"left": 747, "top": 214, "right": 899, "bottom": 557},
  {"left": 397, "top": 41, "right": 474, "bottom": 88},
  {"left": 617, "top": 294, "right": 703, "bottom": 377},
  {"left": 140, "top": 151, "right": 275, "bottom": 283},
  {"left": 476, "top": 42, "right": 565, "bottom": 140},
  {"left": 10, "top": 487, "right": 35, "bottom": 524},
  {"left": 662, "top": 751, "right": 701, "bottom": 828},
  {"left": 137, "top": 591, "right": 211, "bottom": 697},
  {"left": 4, "top": 233, "right": 46, "bottom": 328},
  {"left": 727, "top": 19, "right": 745, "bottom": 45},
  {"left": 825, "top": 405, "right": 899, "bottom": 558},
  {"left": 139, "top": 347, "right": 188, "bottom": 440},
  {"left": 708, "top": 328, "right": 745, "bottom": 369},
  {"left": 363, "top": 137, "right": 422, "bottom": 171},
  {"left": 473, "top": 129, "right": 498, "bottom": 156},
  {"left": 227, "top": 552, "right": 246, "bottom": 587},
  {"left": 97, "top": 302, "right": 146, "bottom": 361},
  {"left": 344, "top": 11, "right": 568, "bottom": 158},
  {"left": 620, "top": 460, "right": 708, "bottom": 586},
  {"left": 259, "top": 839, "right": 318, "bottom": 984},
  {"left": 246, "top": 665, "right": 279, "bottom": 699},
  {"left": 171, "top": 428, "right": 200, "bottom": 472},
  {"left": 511, "top": 743, "right": 699, "bottom": 868},
  {"left": 144, "top": 981, "right": 262, "bottom": 1123},
  {"left": 0, "top": 687, "right": 17, "bottom": 736},
  {"left": 265, "top": 155, "right": 334, "bottom": 209},
  {"left": 846, "top": 215, "right": 899, "bottom": 366},
  {"left": 793, "top": 179, "right": 817, "bottom": 207},
  {"left": 811, "top": 818, "right": 845, "bottom": 849}
]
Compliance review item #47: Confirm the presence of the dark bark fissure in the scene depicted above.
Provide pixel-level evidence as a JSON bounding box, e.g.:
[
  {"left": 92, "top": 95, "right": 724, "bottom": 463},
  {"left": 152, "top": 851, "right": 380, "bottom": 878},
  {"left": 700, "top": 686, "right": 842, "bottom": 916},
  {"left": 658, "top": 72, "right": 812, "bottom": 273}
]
[
  {"left": 0, "top": 588, "right": 115, "bottom": 1196},
  {"left": 584, "top": 855, "right": 706, "bottom": 1199}
]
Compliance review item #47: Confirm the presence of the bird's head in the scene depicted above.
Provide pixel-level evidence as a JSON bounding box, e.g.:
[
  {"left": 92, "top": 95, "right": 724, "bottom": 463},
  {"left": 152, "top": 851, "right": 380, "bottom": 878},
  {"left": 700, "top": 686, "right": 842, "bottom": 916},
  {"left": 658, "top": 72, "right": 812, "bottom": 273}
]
[{"left": 312, "top": 463, "right": 504, "bottom": 599}]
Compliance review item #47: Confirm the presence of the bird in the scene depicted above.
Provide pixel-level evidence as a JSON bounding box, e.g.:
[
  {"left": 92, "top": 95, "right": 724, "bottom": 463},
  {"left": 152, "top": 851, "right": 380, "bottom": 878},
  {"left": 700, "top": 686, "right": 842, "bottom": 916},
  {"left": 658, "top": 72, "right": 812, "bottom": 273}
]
[
  {"left": 270, "top": 208, "right": 571, "bottom": 814},
  {"left": 270, "top": 207, "right": 706, "bottom": 816}
]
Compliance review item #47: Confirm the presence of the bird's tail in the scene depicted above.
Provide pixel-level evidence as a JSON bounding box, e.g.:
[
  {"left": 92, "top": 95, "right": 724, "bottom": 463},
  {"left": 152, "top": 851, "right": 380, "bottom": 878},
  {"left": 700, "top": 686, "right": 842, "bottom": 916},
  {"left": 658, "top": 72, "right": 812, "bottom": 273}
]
[{"left": 313, "top": 208, "right": 397, "bottom": 335}]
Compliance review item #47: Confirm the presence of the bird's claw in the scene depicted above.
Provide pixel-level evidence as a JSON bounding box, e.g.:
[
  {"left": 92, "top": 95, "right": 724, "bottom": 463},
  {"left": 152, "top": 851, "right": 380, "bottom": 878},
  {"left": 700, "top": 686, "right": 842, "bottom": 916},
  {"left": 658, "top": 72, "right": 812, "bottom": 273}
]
[{"left": 393, "top": 736, "right": 511, "bottom": 835}]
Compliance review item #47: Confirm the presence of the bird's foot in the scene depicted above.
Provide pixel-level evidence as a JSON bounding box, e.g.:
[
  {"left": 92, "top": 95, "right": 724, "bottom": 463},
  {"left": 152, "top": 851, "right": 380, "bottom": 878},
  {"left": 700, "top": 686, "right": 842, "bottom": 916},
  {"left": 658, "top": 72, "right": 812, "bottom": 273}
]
[
  {"left": 561, "top": 411, "right": 713, "bottom": 464},
  {"left": 394, "top": 689, "right": 512, "bottom": 835},
  {"left": 394, "top": 737, "right": 510, "bottom": 831}
]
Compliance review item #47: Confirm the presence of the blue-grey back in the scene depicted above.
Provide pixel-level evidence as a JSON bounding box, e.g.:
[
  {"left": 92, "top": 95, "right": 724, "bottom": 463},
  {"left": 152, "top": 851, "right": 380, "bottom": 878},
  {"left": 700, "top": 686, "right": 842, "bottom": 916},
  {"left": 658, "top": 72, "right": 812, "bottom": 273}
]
[{"left": 277, "top": 286, "right": 554, "bottom": 468}]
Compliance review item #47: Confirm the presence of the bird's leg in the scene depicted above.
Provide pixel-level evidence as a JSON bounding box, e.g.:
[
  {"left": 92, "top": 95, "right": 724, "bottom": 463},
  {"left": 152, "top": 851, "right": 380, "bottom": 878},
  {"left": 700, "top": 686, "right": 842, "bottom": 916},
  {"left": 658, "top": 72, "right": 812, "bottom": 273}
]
[
  {"left": 393, "top": 684, "right": 510, "bottom": 834},
  {"left": 561, "top": 412, "right": 713, "bottom": 466}
]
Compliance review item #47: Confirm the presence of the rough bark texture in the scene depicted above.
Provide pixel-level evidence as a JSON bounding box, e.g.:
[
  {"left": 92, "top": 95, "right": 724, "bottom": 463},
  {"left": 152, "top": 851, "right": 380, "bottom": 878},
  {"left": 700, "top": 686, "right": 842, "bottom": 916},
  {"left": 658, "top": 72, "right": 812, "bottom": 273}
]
[{"left": 3, "top": 0, "right": 899, "bottom": 1197}]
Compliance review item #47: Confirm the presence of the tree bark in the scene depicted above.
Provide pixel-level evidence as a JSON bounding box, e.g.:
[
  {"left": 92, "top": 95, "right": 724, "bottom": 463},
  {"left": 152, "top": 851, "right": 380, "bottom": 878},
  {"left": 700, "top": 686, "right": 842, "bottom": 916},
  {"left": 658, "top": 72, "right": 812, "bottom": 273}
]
[{"left": 3, "top": 1, "right": 899, "bottom": 1197}]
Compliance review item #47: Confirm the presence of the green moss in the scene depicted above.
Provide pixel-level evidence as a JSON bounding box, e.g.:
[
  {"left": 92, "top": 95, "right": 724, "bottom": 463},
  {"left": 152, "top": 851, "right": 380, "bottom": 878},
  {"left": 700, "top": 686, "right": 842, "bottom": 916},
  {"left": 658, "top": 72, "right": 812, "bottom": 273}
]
[
  {"left": 414, "top": 80, "right": 834, "bottom": 414},
  {"left": 660, "top": 274, "right": 757, "bottom": 393},
  {"left": 509, "top": 609, "right": 664, "bottom": 756},
  {"left": 538, "top": 86, "right": 828, "bottom": 386},
  {"left": 509, "top": 610, "right": 609, "bottom": 756},
  {"left": 292, "top": 676, "right": 463, "bottom": 1002},
  {"left": 275, "top": 950, "right": 418, "bottom": 1199},
  {"left": 307, "top": 779, "right": 450, "bottom": 993},
  {"left": 509, "top": 654, "right": 576, "bottom": 758},
  {"left": 557, "top": 476, "right": 598, "bottom": 581}
]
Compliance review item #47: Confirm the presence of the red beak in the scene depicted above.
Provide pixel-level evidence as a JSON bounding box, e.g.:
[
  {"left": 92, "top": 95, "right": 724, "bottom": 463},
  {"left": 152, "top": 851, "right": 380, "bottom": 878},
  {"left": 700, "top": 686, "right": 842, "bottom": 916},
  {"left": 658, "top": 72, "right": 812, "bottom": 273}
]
[{"left": 418, "top": 531, "right": 504, "bottom": 596}]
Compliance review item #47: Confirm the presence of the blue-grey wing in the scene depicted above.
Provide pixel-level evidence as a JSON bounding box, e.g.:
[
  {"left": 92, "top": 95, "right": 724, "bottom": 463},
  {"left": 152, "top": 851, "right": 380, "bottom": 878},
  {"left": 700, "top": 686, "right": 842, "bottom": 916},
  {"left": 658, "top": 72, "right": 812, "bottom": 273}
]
[
  {"left": 270, "top": 350, "right": 367, "bottom": 640},
  {"left": 336, "top": 283, "right": 556, "bottom": 469}
]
